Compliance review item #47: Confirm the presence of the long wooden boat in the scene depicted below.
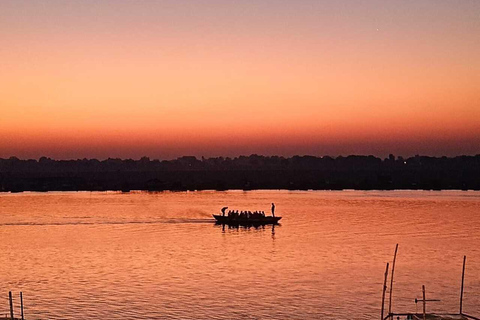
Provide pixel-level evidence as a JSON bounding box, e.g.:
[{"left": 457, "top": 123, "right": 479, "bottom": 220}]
[{"left": 213, "top": 214, "right": 281, "bottom": 225}]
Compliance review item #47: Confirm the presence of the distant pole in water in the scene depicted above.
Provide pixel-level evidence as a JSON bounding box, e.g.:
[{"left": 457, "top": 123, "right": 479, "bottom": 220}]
[
  {"left": 20, "top": 292, "right": 24, "bottom": 320},
  {"left": 9, "top": 291, "right": 14, "bottom": 320},
  {"left": 422, "top": 285, "right": 426, "bottom": 320},
  {"left": 460, "top": 255, "right": 466, "bottom": 314},
  {"left": 388, "top": 244, "right": 399, "bottom": 316},
  {"left": 381, "top": 262, "right": 389, "bottom": 320}
]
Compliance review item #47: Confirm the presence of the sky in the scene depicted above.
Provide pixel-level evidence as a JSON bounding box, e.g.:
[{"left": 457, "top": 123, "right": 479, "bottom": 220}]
[{"left": 1, "top": 0, "right": 479, "bottom": 159}]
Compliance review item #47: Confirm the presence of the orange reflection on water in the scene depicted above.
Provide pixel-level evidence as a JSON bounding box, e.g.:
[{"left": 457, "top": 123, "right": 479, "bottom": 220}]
[{"left": 0, "top": 191, "right": 479, "bottom": 319}]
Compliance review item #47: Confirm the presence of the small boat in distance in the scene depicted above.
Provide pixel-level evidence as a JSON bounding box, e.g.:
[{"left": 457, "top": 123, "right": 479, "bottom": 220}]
[
  {"left": 213, "top": 205, "right": 281, "bottom": 226},
  {"left": 213, "top": 214, "right": 281, "bottom": 226}
]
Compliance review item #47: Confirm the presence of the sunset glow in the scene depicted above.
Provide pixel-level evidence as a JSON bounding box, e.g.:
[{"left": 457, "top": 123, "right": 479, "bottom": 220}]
[{"left": 1, "top": 0, "right": 479, "bottom": 159}]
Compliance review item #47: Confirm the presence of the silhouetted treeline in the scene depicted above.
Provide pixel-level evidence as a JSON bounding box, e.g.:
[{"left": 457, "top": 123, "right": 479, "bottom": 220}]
[{"left": 1, "top": 154, "right": 479, "bottom": 192}]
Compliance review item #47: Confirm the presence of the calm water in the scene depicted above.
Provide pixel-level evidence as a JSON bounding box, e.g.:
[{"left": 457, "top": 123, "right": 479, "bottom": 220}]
[{"left": 0, "top": 190, "right": 479, "bottom": 319}]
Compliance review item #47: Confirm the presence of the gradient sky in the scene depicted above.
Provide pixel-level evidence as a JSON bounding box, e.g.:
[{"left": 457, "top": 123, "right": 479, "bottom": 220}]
[{"left": 1, "top": 0, "right": 479, "bottom": 159}]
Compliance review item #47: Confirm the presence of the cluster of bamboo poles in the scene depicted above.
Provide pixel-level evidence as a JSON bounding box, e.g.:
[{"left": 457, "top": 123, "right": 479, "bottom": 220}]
[
  {"left": 4, "top": 291, "right": 24, "bottom": 320},
  {"left": 380, "top": 245, "right": 474, "bottom": 320},
  {"left": 381, "top": 244, "right": 399, "bottom": 320}
]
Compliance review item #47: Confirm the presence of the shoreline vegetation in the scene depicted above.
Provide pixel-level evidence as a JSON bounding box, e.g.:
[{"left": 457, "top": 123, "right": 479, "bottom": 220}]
[{"left": 1, "top": 154, "right": 479, "bottom": 192}]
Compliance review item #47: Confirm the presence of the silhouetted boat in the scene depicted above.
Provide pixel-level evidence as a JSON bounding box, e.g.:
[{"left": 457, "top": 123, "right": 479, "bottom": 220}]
[{"left": 212, "top": 214, "right": 281, "bottom": 225}]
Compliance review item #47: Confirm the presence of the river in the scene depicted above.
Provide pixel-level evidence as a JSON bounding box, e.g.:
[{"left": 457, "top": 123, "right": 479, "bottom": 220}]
[{"left": 1, "top": 190, "right": 479, "bottom": 319}]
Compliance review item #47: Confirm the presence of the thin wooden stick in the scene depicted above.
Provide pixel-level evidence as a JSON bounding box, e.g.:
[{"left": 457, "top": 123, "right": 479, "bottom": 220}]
[
  {"left": 460, "top": 255, "right": 466, "bottom": 314},
  {"left": 381, "top": 262, "right": 389, "bottom": 320},
  {"left": 388, "top": 244, "right": 399, "bottom": 316},
  {"left": 422, "top": 285, "right": 426, "bottom": 320},
  {"left": 20, "top": 292, "right": 24, "bottom": 320},
  {"left": 9, "top": 291, "right": 14, "bottom": 320}
]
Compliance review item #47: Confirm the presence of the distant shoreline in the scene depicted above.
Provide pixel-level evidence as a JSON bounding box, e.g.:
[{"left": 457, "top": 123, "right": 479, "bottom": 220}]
[{"left": 1, "top": 154, "right": 479, "bottom": 192}]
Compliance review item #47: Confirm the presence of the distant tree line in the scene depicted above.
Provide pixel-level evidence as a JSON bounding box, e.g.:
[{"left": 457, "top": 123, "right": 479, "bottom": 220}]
[{"left": 1, "top": 154, "right": 479, "bottom": 192}]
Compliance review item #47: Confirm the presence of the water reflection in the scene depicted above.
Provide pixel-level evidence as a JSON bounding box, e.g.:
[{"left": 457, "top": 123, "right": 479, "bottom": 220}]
[
  {"left": 215, "top": 222, "right": 280, "bottom": 238},
  {"left": 0, "top": 190, "right": 479, "bottom": 320}
]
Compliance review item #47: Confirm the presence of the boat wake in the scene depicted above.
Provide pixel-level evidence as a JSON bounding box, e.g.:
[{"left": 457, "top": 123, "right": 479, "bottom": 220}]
[{"left": 0, "top": 219, "right": 215, "bottom": 227}]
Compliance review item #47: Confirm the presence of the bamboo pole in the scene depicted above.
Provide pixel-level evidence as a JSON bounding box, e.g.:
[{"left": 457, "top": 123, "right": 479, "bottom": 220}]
[
  {"left": 381, "top": 262, "right": 389, "bottom": 320},
  {"left": 460, "top": 255, "right": 466, "bottom": 314},
  {"left": 20, "top": 292, "right": 24, "bottom": 320},
  {"left": 388, "top": 244, "right": 399, "bottom": 316},
  {"left": 422, "top": 285, "right": 426, "bottom": 320},
  {"left": 9, "top": 291, "right": 14, "bottom": 320}
]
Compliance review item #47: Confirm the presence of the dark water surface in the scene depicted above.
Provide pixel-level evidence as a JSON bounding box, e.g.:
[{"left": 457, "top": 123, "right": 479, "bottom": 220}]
[{"left": 1, "top": 190, "right": 479, "bottom": 319}]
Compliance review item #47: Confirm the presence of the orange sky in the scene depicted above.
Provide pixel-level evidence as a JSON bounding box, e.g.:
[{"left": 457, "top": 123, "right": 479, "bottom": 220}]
[{"left": 1, "top": 0, "right": 479, "bottom": 159}]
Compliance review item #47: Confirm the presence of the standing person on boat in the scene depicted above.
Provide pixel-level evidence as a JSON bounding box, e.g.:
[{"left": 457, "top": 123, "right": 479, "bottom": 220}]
[
  {"left": 221, "top": 206, "right": 228, "bottom": 217},
  {"left": 271, "top": 203, "right": 275, "bottom": 217}
]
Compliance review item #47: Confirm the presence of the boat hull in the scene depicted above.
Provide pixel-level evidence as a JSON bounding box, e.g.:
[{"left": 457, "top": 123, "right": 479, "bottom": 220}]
[{"left": 213, "top": 214, "right": 281, "bottom": 225}]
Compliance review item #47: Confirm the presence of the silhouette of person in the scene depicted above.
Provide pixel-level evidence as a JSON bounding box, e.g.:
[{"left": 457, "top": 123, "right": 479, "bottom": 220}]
[
  {"left": 221, "top": 206, "right": 228, "bottom": 217},
  {"left": 271, "top": 203, "right": 275, "bottom": 217}
]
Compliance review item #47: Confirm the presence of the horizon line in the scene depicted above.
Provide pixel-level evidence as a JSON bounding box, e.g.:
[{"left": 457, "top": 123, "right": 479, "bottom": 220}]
[{"left": 3, "top": 153, "right": 480, "bottom": 162}]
